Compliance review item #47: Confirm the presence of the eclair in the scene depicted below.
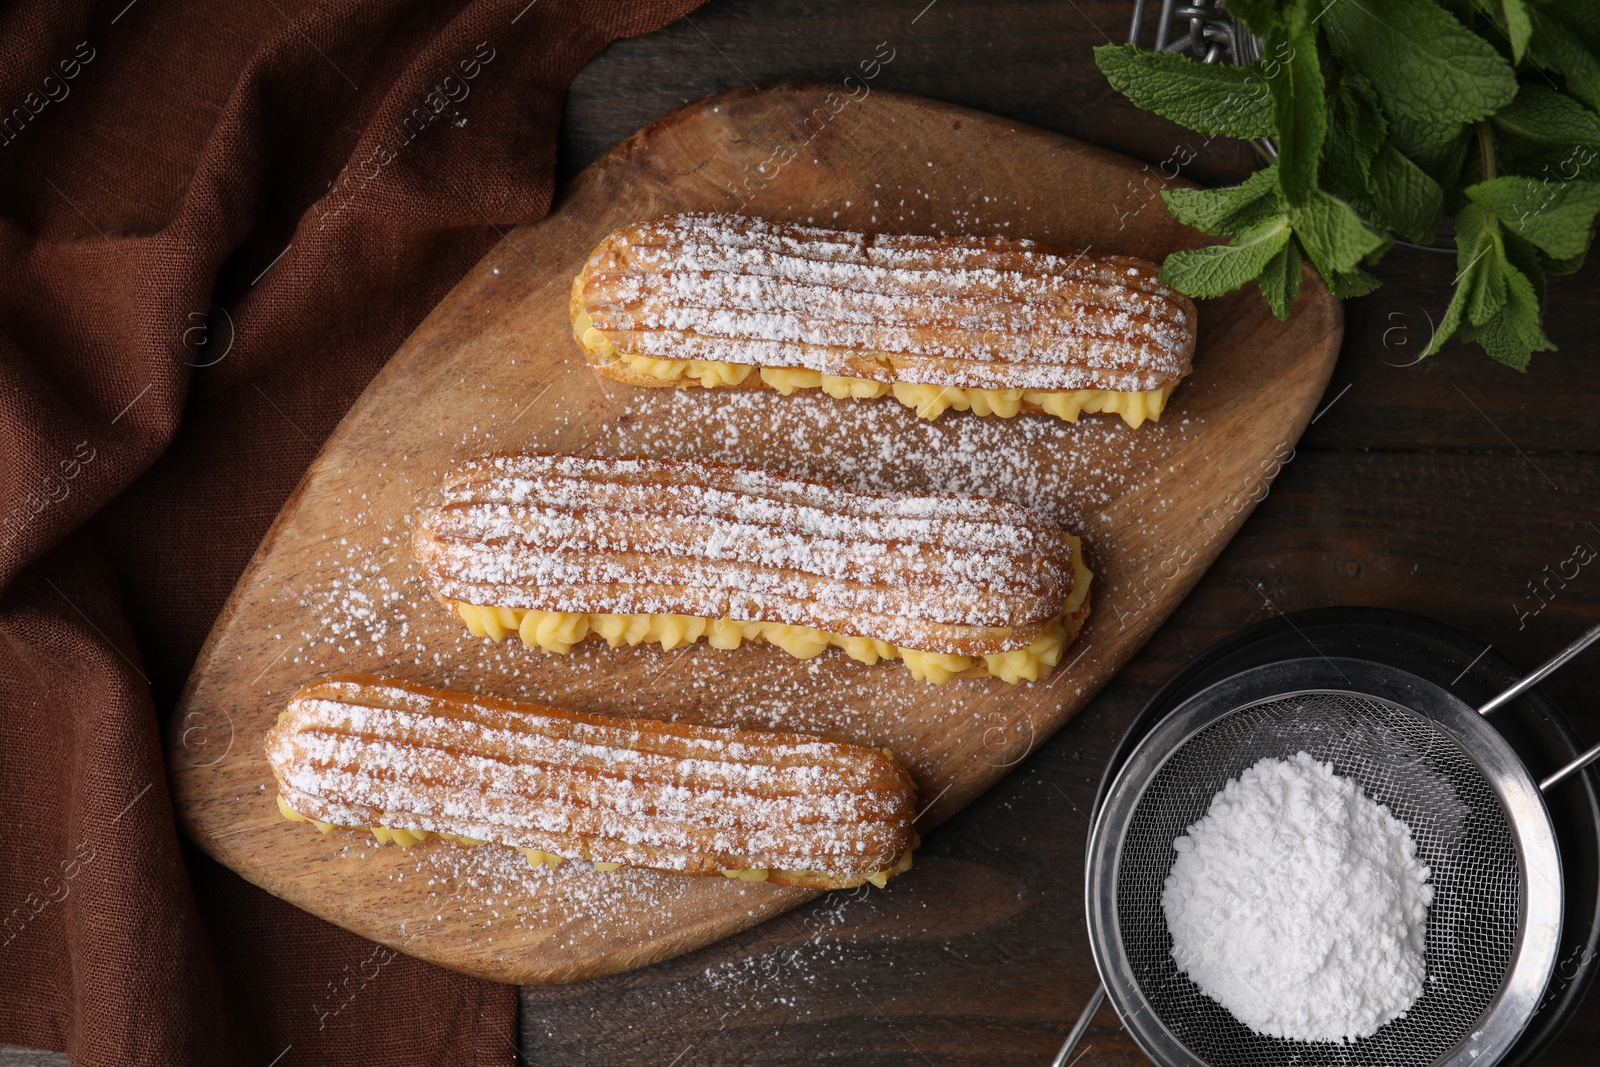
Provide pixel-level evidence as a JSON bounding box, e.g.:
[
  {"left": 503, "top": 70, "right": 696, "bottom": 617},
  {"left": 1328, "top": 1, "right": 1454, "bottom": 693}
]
[
  {"left": 266, "top": 675, "right": 919, "bottom": 889},
  {"left": 571, "top": 212, "right": 1196, "bottom": 426},
  {"left": 413, "top": 453, "right": 1091, "bottom": 684}
]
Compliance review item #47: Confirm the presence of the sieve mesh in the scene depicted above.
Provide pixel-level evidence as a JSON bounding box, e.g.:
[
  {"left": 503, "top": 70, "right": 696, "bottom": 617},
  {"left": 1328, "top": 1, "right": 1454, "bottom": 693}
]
[{"left": 1115, "top": 691, "right": 1523, "bottom": 1066}]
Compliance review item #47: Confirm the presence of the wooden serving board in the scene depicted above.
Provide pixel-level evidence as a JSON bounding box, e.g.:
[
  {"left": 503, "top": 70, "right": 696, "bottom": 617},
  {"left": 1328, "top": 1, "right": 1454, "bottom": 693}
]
[{"left": 168, "top": 83, "right": 1341, "bottom": 985}]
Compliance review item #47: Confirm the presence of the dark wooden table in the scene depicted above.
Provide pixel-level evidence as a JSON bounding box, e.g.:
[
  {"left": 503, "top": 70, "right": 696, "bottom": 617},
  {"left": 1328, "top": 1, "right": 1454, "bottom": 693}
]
[
  {"left": 524, "top": 0, "right": 1600, "bottom": 1064},
  {"left": 6, "top": 3, "right": 1580, "bottom": 1064}
]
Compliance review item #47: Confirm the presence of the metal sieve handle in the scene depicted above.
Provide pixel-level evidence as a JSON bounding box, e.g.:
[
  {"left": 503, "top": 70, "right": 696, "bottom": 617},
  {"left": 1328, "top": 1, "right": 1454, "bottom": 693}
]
[
  {"left": 1538, "top": 746, "right": 1600, "bottom": 792},
  {"left": 1477, "top": 622, "right": 1600, "bottom": 791},
  {"left": 1051, "top": 983, "right": 1106, "bottom": 1067}
]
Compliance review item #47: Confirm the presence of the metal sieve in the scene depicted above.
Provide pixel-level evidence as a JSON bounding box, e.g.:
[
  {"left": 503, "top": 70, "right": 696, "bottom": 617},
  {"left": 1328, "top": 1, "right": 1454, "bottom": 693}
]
[{"left": 1059, "top": 624, "right": 1600, "bottom": 1067}]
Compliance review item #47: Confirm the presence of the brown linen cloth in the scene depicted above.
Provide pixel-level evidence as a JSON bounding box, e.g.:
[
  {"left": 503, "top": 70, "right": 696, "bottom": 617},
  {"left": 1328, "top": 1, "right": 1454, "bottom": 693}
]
[{"left": 0, "top": 0, "right": 703, "bottom": 1062}]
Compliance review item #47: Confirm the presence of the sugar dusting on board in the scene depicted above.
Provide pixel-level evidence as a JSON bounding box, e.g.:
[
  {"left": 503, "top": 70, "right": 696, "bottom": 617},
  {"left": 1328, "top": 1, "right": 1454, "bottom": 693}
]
[
  {"left": 1163, "top": 752, "right": 1433, "bottom": 1043},
  {"left": 337, "top": 827, "right": 703, "bottom": 948},
  {"left": 609, "top": 383, "right": 1191, "bottom": 535}
]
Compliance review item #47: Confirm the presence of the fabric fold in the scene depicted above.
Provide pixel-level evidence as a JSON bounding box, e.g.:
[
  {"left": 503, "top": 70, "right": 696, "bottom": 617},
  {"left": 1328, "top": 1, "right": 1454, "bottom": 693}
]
[{"left": 0, "top": 1, "right": 705, "bottom": 1062}]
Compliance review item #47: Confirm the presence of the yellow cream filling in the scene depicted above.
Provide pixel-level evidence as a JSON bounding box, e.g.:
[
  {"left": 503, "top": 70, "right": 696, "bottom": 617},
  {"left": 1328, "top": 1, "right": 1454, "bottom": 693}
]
[
  {"left": 450, "top": 537, "right": 1089, "bottom": 686},
  {"left": 277, "top": 795, "right": 915, "bottom": 887},
  {"left": 574, "top": 310, "right": 1173, "bottom": 427},
  {"left": 758, "top": 367, "right": 892, "bottom": 400},
  {"left": 618, "top": 351, "right": 755, "bottom": 388},
  {"left": 576, "top": 312, "right": 754, "bottom": 388},
  {"left": 889, "top": 380, "right": 1175, "bottom": 428}
]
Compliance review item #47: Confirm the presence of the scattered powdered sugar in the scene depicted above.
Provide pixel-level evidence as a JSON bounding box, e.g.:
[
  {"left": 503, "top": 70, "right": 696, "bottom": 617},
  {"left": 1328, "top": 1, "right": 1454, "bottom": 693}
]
[
  {"left": 609, "top": 384, "right": 1190, "bottom": 539},
  {"left": 334, "top": 825, "right": 707, "bottom": 950},
  {"left": 1162, "top": 752, "right": 1434, "bottom": 1044},
  {"left": 269, "top": 678, "right": 913, "bottom": 873},
  {"left": 415, "top": 452, "right": 1072, "bottom": 634},
  {"left": 582, "top": 213, "right": 1194, "bottom": 390}
]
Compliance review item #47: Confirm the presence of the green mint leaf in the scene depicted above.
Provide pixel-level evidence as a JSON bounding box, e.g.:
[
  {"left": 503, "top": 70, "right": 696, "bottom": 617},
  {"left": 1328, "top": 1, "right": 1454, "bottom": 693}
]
[
  {"left": 1315, "top": 263, "right": 1382, "bottom": 299},
  {"left": 1492, "top": 84, "right": 1600, "bottom": 148},
  {"left": 1490, "top": 84, "right": 1600, "bottom": 181},
  {"left": 1500, "top": 0, "right": 1533, "bottom": 64},
  {"left": 1159, "top": 215, "right": 1292, "bottom": 299},
  {"left": 1470, "top": 0, "right": 1535, "bottom": 63},
  {"left": 1465, "top": 258, "right": 1508, "bottom": 326},
  {"left": 1420, "top": 273, "right": 1468, "bottom": 358},
  {"left": 1369, "top": 144, "right": 1444, "bottom": 243},
  {"left": 1268, "top": 21, "right": 1328, "bottom": 205},
  {"left": 1501, "top": 231, "right": 1548, "bottom": 307},
  {"left": 1536, "top": 246, "right": 1588, "bottom": 276},
  {"left": 1288, "top": 212, "right": 1383, "bottom": 298},
  {"left": 1466, "top": 176, "right": 1600, "bottom": 259},
  {"left": 1324, "top": 267, "right": 1388, "bottom": 300},
  {"left": 1385, "top": 115, "right": 1471, "bottom": 185},
  {"left": 1459, "top": 315, "right": 1530, "bottom": 370},
  {"left": 1318, "top": 73, "right": 1395, "bottom": 223},
  {"left": 1452, "top": 202, "right": 1507, "bottom": 327},
  {"left": 1092, "top": 45, "right": 1274, "bottom": 139},
  {"left": 1526, "top": 8, "right": 1600, "bottom": 112},
  {"left": 1459, "top": 257, "right": 1553, "bottom": 370},
  {"left": 1160, "top": 166, "right": 1279, "bottom": 235},
  {"left": 1323, "top": 74, "right": 1387, "bottom": 196},
  {"left": 1287, "top": 190, "right": 1387, "bottom": 273},
  {"left": 1421, "top": 157, "right": 1504, "bottom": 359},
  {"left": 1499, "top": 258, "right": 1553, "bottom": 350},
  {"left": 1452, "top": 164, "right": 1555, "bottom": 370},
  {"left": 1323, "top": 0, "right": 1517, "bottom": 129},
  {"left": 1256, "top": 237, "right": 1304, "bottom": 319},
  {"left": 1543, "top": 254, "right": 1587, "bottom": 274}
]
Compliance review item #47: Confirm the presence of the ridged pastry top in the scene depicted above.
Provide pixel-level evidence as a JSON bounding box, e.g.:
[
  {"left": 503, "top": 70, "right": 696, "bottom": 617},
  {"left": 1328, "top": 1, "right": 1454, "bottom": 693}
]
[
  {"left": 266, "top": 675, "right": 917, "bottom": 876},
  {"left": 412, "top": 453, "right": 1077, "bottom": 654},
  {"left": 572, "top": 212, "right": 1196, "bottom": 391}
]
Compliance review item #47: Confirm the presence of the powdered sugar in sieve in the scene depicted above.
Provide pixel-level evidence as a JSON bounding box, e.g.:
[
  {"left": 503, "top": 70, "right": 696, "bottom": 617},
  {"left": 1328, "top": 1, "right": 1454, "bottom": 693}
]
[{"left": 1162, "top": 751, "right": 1434, "bottom": 1043}]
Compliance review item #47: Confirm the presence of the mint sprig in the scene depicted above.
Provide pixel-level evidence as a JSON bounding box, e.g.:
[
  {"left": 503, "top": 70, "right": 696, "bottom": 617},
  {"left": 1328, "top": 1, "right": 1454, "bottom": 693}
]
[
  {"left": 1094, "top": 0, "right": 1600, "bottom": 370},
  {"left": 1096, "top": 46, "right": 1275, "bottom": 139}
]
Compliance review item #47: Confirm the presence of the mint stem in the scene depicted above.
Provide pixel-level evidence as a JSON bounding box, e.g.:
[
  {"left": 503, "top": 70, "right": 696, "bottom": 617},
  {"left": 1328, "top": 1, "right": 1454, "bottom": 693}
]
[{"left": 1476, "top": 121, "right": 1498, "bottom": 182}]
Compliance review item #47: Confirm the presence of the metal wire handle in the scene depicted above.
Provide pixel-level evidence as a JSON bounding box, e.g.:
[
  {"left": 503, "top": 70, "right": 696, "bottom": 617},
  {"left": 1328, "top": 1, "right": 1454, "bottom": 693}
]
[
  {"left": 1477, "top": 622, "right": 1600, "bottom": 791},
  {"left": 1050, "top": 984, "right": 1106, "bottom": 1067},
  {"left": 1128, "top": 0, "right": 1255, "bottom": 63}
]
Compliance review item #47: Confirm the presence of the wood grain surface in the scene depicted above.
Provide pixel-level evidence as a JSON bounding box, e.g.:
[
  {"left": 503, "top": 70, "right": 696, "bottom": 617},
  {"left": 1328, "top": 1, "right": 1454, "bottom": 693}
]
[{"left": 165, "top": 77, "right": 1338, "bottom": 988}]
